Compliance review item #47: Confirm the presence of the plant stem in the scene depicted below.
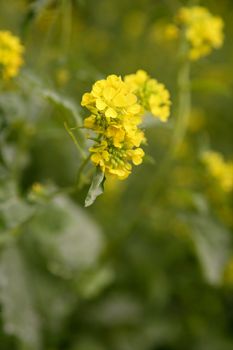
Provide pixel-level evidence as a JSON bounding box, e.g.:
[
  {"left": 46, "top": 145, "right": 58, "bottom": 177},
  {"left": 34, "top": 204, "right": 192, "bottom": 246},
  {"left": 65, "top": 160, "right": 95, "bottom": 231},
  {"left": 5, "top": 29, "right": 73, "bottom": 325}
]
[
  {"left": 171, "top": 59, "right": 191, "bottom": 154},
  {"left": 61, "top": 0, "right": 72, "bottom": 55},
  {"left": 76, "top": 154, "right": 91, "bottom": 187},
  {"left": 64, "top": 121, "right": 86, "bottom": 159}
]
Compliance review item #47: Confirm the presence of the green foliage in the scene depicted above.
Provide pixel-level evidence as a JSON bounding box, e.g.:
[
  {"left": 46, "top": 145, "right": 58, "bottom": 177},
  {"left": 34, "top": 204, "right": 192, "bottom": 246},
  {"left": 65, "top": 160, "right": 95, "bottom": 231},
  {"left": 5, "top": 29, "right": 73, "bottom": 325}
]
[
  {"left": 187, "top": 214, "right": 231, "bottom": 285},
  {"left": 0, "top": 194, "right": 105, "bottom": 349},
  {"left": 42, "top": 89, "right": 82, "bottom": 126},
  {"left": 0, "top": 244, "right": 41, "bottom": 349}
]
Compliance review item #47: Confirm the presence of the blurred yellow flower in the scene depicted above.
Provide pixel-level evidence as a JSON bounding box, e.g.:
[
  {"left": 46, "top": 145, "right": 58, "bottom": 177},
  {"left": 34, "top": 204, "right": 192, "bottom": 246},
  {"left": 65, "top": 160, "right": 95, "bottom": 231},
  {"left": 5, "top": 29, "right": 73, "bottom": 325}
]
[
  {"left": 32, "top": 182, "right": 44, "bottom": 195},
  {"left": 176, "top": 6, "right": 224, "bottom": 60},
  {"left": 56, "top": 68, "right": 70, "bottom": 86},
  {"left": 0, "top": 30, "right": 24, "bottom": 80},
  {"left": 202, "top": 151, "right": 233, "bottom": 192},
  {"left": 164, "top": 24, "right": 179, "bottom": 40},
  {"left": 124, "top": 70, "right": 171, "bottom": 122}
]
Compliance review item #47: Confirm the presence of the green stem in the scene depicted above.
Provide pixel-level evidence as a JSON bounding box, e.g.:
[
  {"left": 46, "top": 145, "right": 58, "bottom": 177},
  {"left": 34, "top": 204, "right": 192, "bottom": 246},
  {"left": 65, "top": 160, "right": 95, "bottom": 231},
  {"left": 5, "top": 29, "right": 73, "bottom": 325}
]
[
  {"left": 64, "top": 121, "right": 86, "bottom": 159},
  {"left": 34, "top": 8, "right": 59, "bottom": 69},
  {"left": 140, "top": 59, "right": 190, "bottom": 203},
  {"left": 100, "top": 36, "right": 193, "bottom": 255},
  {"left": 61, "top": 0, "right": 72, "bottom": 55},
  {"left": 171, "top": 59, "right": 191, "bottom": 153},
  {"left": 76, "top": 154, "right": 91, "bottom": 187}
]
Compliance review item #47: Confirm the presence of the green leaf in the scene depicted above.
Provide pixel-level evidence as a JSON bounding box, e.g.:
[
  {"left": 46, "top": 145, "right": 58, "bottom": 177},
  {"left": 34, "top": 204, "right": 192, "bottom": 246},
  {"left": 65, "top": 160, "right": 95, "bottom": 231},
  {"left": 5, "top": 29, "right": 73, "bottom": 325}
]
[
  {"left": 21, "top": 0, "right": 53, "bottom": 37},
  {"left": 186, "top": 214, "right": 230, "bottom": 285},
  {"left": 25, "top": 195, "right": 104, "bottom": 276},
  {"left": 77, "top": 266, "right": 114, "bottom": 299},
  {"left": 0, "top": 92, "right": 29, "bottom": 124},
  {"left": 29, "top": 270, "right": 76, "bottom": 335},
  {"left": 85, "top": 168, "right": 105, "bottom": 207},
  {"left": 0, "top": 244, "right": 41, "bottom": 349},
  {"left": 42, "top": 89, "right": 82, "bottom": 125},
  {"left": 0, "top": 180, "right": 34, "bottom": 231}
]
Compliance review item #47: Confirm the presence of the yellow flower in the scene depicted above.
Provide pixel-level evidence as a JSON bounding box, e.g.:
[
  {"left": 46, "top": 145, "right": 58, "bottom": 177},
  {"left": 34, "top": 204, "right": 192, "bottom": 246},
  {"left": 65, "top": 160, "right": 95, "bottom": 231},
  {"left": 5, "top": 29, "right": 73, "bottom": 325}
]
[
  {"left": 83, "top": 115, "right": 97, "bottom": 129},
  {"left": 81, "top": 71, "right": 170, "bottom": 180},
  {"left": 0, "top": 30, "right": 24, "bottom": 80},
  {"left": 81, "top": 74, "right": 141, "bottom": 120},
  {"left": 106, "top": 125, "right": 125, "bottom": 148},
  {"left": 90, "top": 140, "right": 109, "bottom": 171},
  {"left": 124, "top": 70, "right": 171, "bottom": 122},
  {"left": 89, "top": 140, "right": 144, "bottom": 180},
  {"left": 127, "top": 148, "right": 145, "bottom": 165},
  {"left": 82, "top": 74, "right": 144, "bottom": 148},
  {"left": 125, "top": 128, "right": 146, "bottom": 148},
  {"left": 164, "top": 24, "right": 179, "bottom": 40},
  {"left": 125, "top": 69, "right": 148, "bottom": 90},
  {"left": 202, "top": 151, "right": 233, "bottom": 192},
  {"left": 176, "top": 6, "right": 224, "bottom": 60}
]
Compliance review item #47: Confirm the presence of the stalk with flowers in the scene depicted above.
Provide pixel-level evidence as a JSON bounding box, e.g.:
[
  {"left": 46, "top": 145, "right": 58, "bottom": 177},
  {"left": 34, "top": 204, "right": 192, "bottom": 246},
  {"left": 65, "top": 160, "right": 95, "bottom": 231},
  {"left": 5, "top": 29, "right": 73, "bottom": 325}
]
[
  {"left": 80, "top": 71, "right": 171, "bottom": 205},
  {"left": 171, "top": 6, "right": 224, "bottom": 150}
]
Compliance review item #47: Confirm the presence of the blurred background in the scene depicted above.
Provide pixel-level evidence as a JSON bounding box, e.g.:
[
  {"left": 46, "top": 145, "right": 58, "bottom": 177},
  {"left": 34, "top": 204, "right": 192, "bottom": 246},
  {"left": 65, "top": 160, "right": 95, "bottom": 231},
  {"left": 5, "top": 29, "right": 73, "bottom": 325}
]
[{"left": 0, "top": 0, "right": 233, "bottom": 349}]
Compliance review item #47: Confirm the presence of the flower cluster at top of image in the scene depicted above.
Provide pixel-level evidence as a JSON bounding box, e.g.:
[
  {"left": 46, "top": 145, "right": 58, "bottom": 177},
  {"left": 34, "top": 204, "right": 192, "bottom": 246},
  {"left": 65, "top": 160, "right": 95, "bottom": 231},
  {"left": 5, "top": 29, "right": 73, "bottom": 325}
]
[
  {"left": 202, "top": 151, "right": 233, "bottom": 192},
  {"left": 167, "top": 6, "right": 224, "bottom": 60}
]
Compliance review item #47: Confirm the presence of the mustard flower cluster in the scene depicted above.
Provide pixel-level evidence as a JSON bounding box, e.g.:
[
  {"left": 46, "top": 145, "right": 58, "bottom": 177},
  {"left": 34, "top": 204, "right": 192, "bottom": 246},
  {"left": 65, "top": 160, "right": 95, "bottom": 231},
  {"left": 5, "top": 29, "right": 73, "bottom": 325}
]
[
  {"left": 174, "top": 6, "right": 224, "bottom": 60},
  {"left": 124, "top": 70, "right": 171, "bottom": 122},
  {"left": 81, "top": 75, "right": 145, "bottom": 179},
  {"left": 81, "top": 72, "right": 171, "bottom": 179},
  {"left": 0, "top": 30, "right": 24, "bottom": 80},
  {"left": 202, "top": 151, "right": 233, "bottom": 192}
]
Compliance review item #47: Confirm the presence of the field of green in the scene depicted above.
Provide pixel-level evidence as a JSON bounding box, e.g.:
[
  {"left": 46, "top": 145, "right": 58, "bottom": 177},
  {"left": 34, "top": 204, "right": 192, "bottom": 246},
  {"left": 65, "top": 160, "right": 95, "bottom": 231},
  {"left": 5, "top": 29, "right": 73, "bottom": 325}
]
[{"left": 0, "top": 1, "right": 233, "bottom": 349}]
